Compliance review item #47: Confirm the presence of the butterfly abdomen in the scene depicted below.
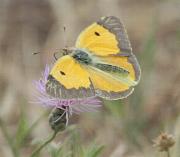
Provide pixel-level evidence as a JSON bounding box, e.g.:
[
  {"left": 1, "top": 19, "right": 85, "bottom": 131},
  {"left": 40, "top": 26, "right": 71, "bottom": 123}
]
[{"left": 95, "top": 63, "right": 129, "bottom": 75}]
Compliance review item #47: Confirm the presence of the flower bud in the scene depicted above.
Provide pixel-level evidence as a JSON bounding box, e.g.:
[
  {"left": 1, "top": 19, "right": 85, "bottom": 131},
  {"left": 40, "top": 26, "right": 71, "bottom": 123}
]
[{"left": 49, "top": 108, "right": 68, "bottom": 132}]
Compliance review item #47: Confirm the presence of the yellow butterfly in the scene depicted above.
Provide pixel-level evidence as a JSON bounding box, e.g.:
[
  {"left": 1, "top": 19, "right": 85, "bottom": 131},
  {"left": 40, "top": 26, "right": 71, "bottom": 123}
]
[{"left": 46, "top": 16, "right": 141, "bottom": 100}]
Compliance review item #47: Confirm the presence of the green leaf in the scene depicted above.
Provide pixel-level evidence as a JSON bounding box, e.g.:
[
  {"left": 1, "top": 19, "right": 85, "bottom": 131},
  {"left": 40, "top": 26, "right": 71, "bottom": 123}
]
[
  {"left": 70, "top": 130, "right": 84, "bottom": 157},
  {"left": 15, "top": 108, "right": 29, "bottom": 147},
  {"left": 16, "top": 109, "right": 49, "bottom": 148},
  {"left": 85, "top": 145, "right": 104, "bottom": 157},
  {"left": 47, "top": 144, "right": 63, "bottom": 157}
]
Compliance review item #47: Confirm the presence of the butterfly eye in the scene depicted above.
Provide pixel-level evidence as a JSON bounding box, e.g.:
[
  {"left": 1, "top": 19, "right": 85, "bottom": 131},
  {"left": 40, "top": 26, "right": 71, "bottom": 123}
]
[
  {"left": 60, "top": 71, "right": 66, "bottom": 75},
  {"left": 94, "top": 32, "right": 100, "bottom": 36}
]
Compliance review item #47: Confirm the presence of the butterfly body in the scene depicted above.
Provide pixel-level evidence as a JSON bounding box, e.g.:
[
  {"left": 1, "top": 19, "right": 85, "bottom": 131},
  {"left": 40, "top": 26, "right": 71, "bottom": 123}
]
[
  {"left": 71, "top": 49, "right": 93, "bottom": 65},
  {"left": 46, "top": 16, "right": 141, "bottom": 100}
]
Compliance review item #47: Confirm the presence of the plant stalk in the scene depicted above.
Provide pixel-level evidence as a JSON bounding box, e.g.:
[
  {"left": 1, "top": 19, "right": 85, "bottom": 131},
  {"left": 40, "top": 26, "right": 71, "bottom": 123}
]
[
  {"left": 167, "top": 149, "right": 170, "bottom": 157},
  {"left": 30, "top": 130, "right": 58, "bottom": 157}
]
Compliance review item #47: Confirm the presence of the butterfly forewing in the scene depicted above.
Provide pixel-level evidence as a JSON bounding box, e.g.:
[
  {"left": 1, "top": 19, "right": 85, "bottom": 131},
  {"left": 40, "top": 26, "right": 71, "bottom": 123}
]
[{"left": 46, "top": 55, "right": 95, "bottom": 99}]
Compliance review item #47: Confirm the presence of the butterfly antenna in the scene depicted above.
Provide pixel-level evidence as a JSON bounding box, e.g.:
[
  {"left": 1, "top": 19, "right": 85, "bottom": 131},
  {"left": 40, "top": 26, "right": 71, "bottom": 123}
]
[
  {"left": 63, "top": 25, "right": 68, "bottom": 48},
  {"left": 52, "top": 26, "right": 69, "bottom": 60},
  {"left": 63, "top": 26, "right": 66, "bottom": 33},
  {"left": 53, "top": 51, "right": 58, "bottom": 60}
]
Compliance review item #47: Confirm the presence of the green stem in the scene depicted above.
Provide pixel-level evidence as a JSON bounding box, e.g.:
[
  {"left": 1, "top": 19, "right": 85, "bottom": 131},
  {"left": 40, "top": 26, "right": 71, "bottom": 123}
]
[
  {"left": 0, "top": 118, "right": 19, "bottom": 157},
  {"left": 20, "top": 111, "right": 49, "bottom": 145},
  {"left": 167, "top": 149, "right": 170, "bottom": 157},
  {"left": 30, "top": 131, "right": 58, "bottom": 157}
]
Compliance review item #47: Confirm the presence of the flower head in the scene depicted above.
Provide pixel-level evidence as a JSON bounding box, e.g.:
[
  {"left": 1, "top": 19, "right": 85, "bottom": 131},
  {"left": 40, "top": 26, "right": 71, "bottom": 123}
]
[
  {"left": 153, "top": 132, "right": 175, "bottom": 152},
  {"left": 33, "top": 65, "right": 102, "bottom": 130}
]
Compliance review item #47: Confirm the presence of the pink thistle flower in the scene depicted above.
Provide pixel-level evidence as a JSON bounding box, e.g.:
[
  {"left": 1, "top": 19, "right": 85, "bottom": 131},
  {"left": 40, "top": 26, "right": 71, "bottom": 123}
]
[{"left": 33, "top": 65, "right": 102, "bottom": 129}]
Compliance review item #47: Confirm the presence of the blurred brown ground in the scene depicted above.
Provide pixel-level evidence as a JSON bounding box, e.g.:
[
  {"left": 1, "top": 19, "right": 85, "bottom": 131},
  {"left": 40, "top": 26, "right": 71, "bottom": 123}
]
[{"left": 0, "top": 0, "right": 180, "bottom": 157}]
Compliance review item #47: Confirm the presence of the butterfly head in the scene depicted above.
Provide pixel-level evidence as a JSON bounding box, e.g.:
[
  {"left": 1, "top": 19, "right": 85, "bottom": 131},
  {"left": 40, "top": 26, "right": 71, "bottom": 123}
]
[{"left": 62, "top": 47, "right": 76, "bottom": 55}]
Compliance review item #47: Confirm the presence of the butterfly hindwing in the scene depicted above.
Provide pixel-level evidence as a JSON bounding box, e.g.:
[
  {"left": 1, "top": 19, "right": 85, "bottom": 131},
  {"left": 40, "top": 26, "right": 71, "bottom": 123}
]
[
  {"left": 100, "top": 54, "right": 141, "bottom": 83},
  {"left": 87, "top": 66, "right": 134, "bottom": 100},
  {"left": 82, "top": 54, "right": 139, "bottom": 100}
]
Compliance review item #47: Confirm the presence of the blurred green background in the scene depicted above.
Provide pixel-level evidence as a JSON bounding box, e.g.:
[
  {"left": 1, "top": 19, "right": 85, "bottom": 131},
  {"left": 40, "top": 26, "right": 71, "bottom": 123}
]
[{"left": 0, "top": 0, "right": 179, "bottom": 157}]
